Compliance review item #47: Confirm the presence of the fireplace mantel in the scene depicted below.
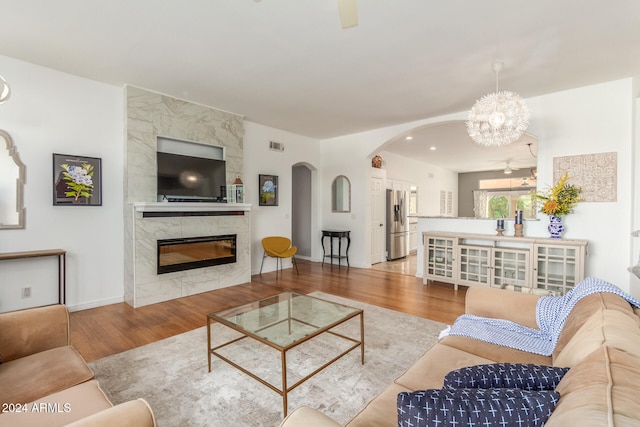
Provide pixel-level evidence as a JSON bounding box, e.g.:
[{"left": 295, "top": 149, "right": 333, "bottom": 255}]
[{"left": 133, "top": 202, "right": 252, "bottom": 213}]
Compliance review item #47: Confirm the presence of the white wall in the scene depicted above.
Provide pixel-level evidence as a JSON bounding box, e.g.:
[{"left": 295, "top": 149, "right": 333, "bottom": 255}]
[
  {"left": 243, "top": 121, "right": 322, "bottom": 274},
  {"left": 0, "top": 55, "right": 124, "bottom": 312},
  {"left": 525, "top": 79, "right": 635, "bottom": 289},
  {"left": 321, "top": 135, "right": 383, "bottom": 268}
]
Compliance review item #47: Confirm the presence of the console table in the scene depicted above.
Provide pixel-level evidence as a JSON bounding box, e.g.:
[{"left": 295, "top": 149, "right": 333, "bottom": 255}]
[
  {"left": 321, "top": 229, "right": 350, "bottom": 267},
  {"left": 0, "top": 249, "right": 67, "bottom": 304},
  {"left": 423, "top": 231, "right": 588, "bottom": 295}
]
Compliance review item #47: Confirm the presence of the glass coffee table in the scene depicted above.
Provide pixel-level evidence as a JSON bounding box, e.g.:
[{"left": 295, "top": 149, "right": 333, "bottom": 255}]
[{"left": 207, "top": 292, "right": 364, "bottom": 416}]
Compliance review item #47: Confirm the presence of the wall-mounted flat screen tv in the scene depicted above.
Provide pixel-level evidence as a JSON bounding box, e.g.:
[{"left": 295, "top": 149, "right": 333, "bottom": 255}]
[{"left": 157, "top": 152, "right": 227, "bottom": 202}]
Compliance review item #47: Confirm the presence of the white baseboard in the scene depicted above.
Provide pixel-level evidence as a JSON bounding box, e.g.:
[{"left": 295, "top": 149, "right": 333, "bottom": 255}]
[{"left": 67, "top": 296, "right": 124, "bottom": 312}]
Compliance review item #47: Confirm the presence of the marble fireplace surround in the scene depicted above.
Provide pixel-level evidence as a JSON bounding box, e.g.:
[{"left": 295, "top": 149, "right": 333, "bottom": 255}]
[
  {"left": 124, "top": 87, "right": 251, "bottom": 308},
  {"left": 126, "top": 203, "right": 251, "bottom": 308}
]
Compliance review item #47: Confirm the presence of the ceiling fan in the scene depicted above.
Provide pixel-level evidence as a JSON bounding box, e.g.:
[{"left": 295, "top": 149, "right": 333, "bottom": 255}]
[
  {"left": 337, "top": 0, "right": 358, "bottom": 29},
  {"left": 503, "top": 161, "right": 519, "bottom": 175}
]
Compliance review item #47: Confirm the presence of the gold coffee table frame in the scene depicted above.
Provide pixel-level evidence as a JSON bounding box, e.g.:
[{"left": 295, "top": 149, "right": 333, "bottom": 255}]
[{"left": 207, "top": 292, "right": 364, "bottom": 416}]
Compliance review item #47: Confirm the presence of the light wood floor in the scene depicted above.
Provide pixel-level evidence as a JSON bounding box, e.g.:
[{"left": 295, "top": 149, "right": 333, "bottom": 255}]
[
  {"left": 370, "top": 254, "right": 418, "bottom": 276},
  {"left": 70, "top": 260, "right": 466, "bottom": 362}
]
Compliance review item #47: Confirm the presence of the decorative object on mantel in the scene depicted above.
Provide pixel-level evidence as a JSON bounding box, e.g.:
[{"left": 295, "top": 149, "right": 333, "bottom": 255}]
[
  {"left": 553, "top": 152, "right": 617, "bottom": 202},
  {"left": 371, "top": 155, "right": 383, "bottom": 168},
  {"left": 496, "top": 218, "right": 505, "bottom": 236},
  {"left": 52, "top": 153, "right": 102, "bottom": 206},
  {"left": 534, "top": 172, "right": 583, "bottom": 239},
  {"left": 466, "top": 62, "right": 530, "bottom": 147},
  {"left": 227, "top": 175, "right": 244, "bottom": 203}
]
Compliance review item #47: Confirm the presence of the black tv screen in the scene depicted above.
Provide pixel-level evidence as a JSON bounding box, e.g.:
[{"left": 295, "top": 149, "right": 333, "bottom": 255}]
[{"left": 157, "top": 152, "right": 227, "bottom": 202}]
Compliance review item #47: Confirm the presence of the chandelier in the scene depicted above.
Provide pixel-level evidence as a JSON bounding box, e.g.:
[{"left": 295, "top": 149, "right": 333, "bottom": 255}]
[{"left": 466, "top": 62, "right": 530, "bottom": 147}]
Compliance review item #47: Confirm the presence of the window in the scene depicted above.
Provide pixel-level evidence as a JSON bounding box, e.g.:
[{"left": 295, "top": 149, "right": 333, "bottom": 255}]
[
  {"left": 409, "top": 186, "right": 418, "bottom": 215},
  {"left": 485, "top": 191, "right": 535, "bottom": 219}
]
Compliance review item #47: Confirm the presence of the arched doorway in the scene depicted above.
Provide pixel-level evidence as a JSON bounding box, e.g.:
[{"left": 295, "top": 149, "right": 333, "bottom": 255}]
[{"left": 292, "top": 163, "right": 315, "bottom": 258}]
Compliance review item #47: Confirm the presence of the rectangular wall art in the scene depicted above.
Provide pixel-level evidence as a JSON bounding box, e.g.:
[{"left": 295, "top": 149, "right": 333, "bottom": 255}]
[
  {"left": 53, "top": 153, "right": 102, "bottom": 206},
  {"left": 553, "top": 152, "right": 617, "bottom": 202},
  {"left": 259, "top": 174, "right": 278, "bottom": 206}
]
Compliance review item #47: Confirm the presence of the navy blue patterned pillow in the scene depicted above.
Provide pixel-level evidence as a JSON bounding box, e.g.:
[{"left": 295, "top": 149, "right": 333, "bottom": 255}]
[
  {"left": 444, "top": 363, "right": 569, "bottom": 391},
  {"left": 398, "top": 388, "right": 559, "bottom": 427}
]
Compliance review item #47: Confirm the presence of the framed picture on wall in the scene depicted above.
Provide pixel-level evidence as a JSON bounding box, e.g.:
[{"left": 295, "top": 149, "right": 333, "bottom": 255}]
[
  {"left": 53, "top": 153, "right": 102, "bottom": 206},
  {"left": 259, "top": 174, "right": 278, "bottom": 206}
]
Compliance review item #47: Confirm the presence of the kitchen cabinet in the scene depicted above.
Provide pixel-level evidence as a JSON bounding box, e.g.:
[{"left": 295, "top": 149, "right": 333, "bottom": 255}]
[{"left": 409, "top": 221, "right": 418, "bottom": 253}]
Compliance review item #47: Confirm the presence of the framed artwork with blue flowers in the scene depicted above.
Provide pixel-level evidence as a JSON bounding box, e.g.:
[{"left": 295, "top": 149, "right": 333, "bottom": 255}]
[
  {"left": 53, "top": 153, "right": 102, "bottom": 206},
  {"left": 259, "top": 174, "right": 278, "bottom": 206}
]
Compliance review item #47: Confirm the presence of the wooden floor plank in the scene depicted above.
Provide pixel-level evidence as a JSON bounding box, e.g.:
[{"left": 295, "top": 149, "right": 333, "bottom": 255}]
[{"left": 70, "top": 260, "right": 466, "bottom": 362}]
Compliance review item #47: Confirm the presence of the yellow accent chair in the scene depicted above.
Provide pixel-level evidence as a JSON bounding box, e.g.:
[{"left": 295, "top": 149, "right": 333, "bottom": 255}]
[{"left": 260, "top": 236, "right": 299, "bottom": 275}]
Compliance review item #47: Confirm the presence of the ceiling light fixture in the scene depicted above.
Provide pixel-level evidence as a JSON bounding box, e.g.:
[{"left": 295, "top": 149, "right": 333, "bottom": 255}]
[
  {"left": 466, "top": 62, "right": 530, "bottom": 147},
  {"left": 504, "top": 162, "right": 513, "bottom": 175},
  {"left": 0, "top": 75, "right": 11, "bottom": 104},
  {"left": 405, "top": 136, "right": 413, "bottom": 140}
]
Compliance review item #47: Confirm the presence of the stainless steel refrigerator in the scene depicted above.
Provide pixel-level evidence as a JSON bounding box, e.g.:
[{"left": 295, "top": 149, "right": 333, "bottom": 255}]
[{"left": 386, "top": 189, "right": 410, "bottom": 260}]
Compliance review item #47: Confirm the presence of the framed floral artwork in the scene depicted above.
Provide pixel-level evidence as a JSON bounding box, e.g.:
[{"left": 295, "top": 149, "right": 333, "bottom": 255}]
[
  {"left": 53, "top": 153, "right": 102, "bottom": 206},
  {"left": 259, "top": 174, "right": 278, "bottom": 206}
]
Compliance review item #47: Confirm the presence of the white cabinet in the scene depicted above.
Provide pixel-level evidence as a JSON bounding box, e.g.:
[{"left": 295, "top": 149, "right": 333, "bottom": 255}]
[
  {"left": 424, "top": 236, "right": 455, "bottom": 282},
  {"left": 457, "top": 246, "right": 530, "bottom": 289},
  {"left": 458, "top": 245, "right": 491, "bottom": 287},
  {"left": 533, "top": 244, "right": 585, "bottom": 295},
  {"left": 422, "top": 231, "right": 587, "bottom": 295},
  {"left": 409, "top": 222, "right": 418, "bottom": 253},
  {"left": 492, "top": 248, "right": 530, "bottom": 289}
]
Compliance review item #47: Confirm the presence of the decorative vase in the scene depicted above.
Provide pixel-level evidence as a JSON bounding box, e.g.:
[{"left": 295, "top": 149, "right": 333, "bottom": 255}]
[{"left": 548, "top": 214, "right": 564, "bottom": 239}]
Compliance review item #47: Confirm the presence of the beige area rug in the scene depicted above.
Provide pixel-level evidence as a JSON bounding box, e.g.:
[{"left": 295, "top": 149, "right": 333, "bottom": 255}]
[{"left": 89, "top": 292, "right": 445, "bottom": 427}]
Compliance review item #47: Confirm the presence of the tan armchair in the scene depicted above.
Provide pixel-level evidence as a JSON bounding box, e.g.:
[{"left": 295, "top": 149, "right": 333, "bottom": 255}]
[{"left": 0, "top": 305, "right": 155, "bottom": 427}]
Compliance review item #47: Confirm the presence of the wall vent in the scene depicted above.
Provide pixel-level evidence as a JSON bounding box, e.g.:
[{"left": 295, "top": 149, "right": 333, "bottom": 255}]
[{"left": 269, "top": 141, "right": 285, "bottom": 152}]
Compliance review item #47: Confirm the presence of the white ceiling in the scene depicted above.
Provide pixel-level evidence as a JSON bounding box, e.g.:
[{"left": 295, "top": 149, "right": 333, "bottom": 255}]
[
  {"left": 1, "top": 1, "right": 639, "bottom": 171},
  {"left": 381, "top": 121, "right": 538, "bottom": 173}
]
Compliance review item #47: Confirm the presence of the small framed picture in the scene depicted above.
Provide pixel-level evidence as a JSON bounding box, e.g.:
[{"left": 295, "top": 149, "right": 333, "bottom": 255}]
[
  {"left": 259, "top": 174, "right": 278, "bottom": 206},
  {"left": 53, "top": 153, "right": 102, "bottom": 206}
]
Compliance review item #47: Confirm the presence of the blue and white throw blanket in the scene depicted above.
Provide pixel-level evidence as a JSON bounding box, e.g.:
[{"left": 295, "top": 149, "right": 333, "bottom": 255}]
[{"left": 446, "top": 277, "right": 640, "bottom": 356}]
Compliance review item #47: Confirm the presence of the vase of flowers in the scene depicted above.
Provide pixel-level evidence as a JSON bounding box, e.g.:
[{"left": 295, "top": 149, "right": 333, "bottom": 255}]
[{"left": 533, "top": 172, "right": 582, "bottom": 239}]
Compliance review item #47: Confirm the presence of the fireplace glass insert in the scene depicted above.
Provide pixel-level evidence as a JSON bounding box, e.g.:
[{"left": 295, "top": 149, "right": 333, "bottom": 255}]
[{"left": 157, "top": 234, "right": 237, "bottom": 274}]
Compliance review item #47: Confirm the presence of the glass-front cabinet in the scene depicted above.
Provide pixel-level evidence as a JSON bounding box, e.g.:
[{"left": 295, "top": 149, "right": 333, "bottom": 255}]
[
  {"left": 422, "top": 231, "right": 587, "bottom": 294},
  {"left": 425, "top": 236, "right": 455, "bottom": 282},
  {"left": 492, "top": 248, "right": 530, "bottom": 289},
  {"left": 533, "top": 244, "right": 584, "bottom": 295},
  {"left": 458, "top": 245, "right": 490, "bottom": 286}
]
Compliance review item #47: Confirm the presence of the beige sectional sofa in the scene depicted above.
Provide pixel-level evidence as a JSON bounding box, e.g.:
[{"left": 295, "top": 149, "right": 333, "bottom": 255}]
[
  {"left": 0, "top": 304, "right": 155, "bottom": 427},
  {"left": 280, "top": 286, "right": 640, "bottom": 427}
]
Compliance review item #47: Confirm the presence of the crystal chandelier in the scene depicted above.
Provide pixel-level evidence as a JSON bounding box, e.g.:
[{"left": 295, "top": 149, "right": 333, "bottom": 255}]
[{"left": 466, "top": 62, "right": 530, "bottom": 147}]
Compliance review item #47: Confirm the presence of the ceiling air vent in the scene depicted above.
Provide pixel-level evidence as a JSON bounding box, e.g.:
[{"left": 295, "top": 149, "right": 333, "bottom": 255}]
[{"left": 269, "top": 141, "right": 284, "bottom": 152}]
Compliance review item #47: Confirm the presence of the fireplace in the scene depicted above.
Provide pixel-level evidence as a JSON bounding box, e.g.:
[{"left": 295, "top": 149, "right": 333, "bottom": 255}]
[{"left": 157, "top": 234, "right": 237, "bottom": 274}]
